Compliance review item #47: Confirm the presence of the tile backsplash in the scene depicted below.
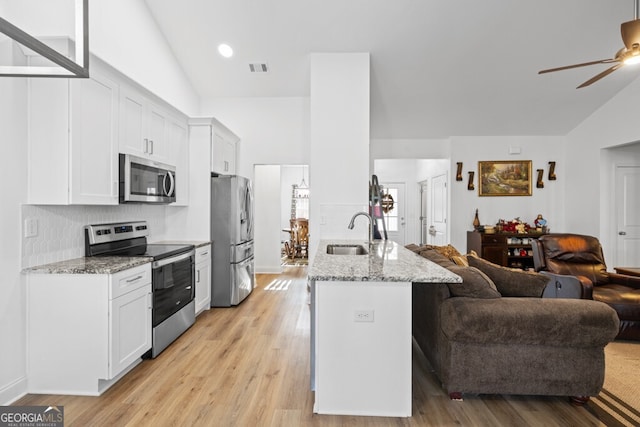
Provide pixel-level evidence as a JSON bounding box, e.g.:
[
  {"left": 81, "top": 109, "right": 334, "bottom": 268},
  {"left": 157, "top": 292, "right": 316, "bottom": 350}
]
[{"left": 21, "top": 204, "right": 168, "bottom": 269}]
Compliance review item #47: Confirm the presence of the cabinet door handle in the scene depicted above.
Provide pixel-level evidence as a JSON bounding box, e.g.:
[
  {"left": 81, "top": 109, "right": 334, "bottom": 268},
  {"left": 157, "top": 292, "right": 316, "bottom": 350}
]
[
  {"left": 149, "top": 140, "right": 154, "bottom": 155},
  {"left": 126, "top": 275, "right": 143, "bottom": 283},
  {"left": 144, "top": 138, "right": 149, "bottom": 153},
  {"left": 196, "top": 270, "right": 200, "bottom": 283}
]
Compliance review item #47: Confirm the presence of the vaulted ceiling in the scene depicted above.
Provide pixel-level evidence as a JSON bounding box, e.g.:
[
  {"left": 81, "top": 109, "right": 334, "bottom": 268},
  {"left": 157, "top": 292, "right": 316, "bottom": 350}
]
[{"left": 145, "top": 0, "right": 639, "bottom": 138}]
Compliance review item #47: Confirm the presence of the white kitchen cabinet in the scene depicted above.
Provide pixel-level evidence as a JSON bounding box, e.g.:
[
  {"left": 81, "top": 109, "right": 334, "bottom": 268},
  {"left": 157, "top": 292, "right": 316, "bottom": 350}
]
[
  {"left": 27, "top": 63, "right": 119, "bottom": 205},
  {"left": 190, "top": 117, "right": 240, "bottom": 175},
  {"left": 195, "top": 244, "right": 212, "bottom": 315},
  {"left": 212, "top": 130, "right": 237, "bottom": 175},
  {"left": 119, "top": 85, "right": 170, "bottom": 162},
  {"left": 169, "top": 116, "right": 189, "bottom": 205},
  {"left": 26, "top": 264, "right": 152, "bottom": 396}
]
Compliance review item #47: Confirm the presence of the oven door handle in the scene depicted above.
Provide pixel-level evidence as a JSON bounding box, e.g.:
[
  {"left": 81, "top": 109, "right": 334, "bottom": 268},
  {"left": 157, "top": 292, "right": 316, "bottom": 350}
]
[{"left": 152, "top": 250, "right": 195, "bottom": 269}]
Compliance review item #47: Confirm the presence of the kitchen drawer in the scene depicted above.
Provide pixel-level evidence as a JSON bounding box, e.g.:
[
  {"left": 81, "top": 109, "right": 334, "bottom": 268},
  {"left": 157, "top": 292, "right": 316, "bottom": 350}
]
[
  {"left": 481, "top": 234, "right": 507, "bottom": 244},
  {"left": 196, "top": 244, "right": 211, "bottom": 264},
  {"left": 110, "top": 264, "right": 151, "bottom": 299}
]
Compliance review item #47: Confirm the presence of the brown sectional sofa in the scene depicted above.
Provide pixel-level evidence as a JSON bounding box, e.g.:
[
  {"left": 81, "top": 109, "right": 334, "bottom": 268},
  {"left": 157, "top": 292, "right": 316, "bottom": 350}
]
[{"left": 409, "top": 246, "right": 620, "bottom": 403}]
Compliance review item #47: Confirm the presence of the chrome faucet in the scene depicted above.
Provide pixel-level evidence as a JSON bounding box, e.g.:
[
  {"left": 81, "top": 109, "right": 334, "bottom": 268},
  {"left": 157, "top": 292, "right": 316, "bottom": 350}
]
[{"left": 348, "top": 211, "right": 374, "bottom": 247}]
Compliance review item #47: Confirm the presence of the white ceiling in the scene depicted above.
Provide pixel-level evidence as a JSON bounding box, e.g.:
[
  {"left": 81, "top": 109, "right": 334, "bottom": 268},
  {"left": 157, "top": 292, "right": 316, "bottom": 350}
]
[{"left": 145, "top": 0, "right": 639, "bottom": 139}]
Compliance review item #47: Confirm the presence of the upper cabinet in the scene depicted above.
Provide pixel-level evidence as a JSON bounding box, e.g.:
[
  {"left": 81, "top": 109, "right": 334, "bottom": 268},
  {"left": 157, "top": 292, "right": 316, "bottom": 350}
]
[
  {"left": 120, "top": 83, "right": 189, "bottom": 205},
  {"left": 211, "top": 120, "right": 240, "bottom": 175},
  {"left": 119, "top": 86, "right": 169, "bottom": 162},
  {"left": 24, "top": 38, "right": 189, "bottom": 206},
  {"left": 28, "top": 63, "right": 119, "bottom": 205},
  {"left": 212, "top": 131, "right": 237, "bottom": 175},
  {"left": 169, "top": 117, "right": 189, "bottom": 206},
  {"left": 190, "top": 117, "right": 240, "bottom": 176}
]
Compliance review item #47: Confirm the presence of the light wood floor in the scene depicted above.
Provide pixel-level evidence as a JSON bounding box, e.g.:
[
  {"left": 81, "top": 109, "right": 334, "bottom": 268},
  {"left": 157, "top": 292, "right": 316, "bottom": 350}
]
[{"left": 15, "top": 267, "right": 609, "bottom": 426}]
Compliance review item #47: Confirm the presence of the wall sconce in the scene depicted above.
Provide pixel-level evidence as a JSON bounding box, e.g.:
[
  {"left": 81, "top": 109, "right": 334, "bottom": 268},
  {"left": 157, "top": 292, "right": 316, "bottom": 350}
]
[
  {"left": 456, "top": 162, "right": 463, "bottom": 181},
  {"left": 536, "top": 169, "right": 544, "bottom": 188},
  {"left": 548, "top": 161, "right": 557, "bottom": 180},
  {"left": 467, "top": 171, "right": 475, "bottom": 191}
]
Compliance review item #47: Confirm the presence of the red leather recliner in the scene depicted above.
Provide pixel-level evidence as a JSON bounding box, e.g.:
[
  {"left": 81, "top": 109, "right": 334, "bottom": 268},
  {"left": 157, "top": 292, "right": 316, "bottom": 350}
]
[{"left": 532, "top": 233, "right": 640, "bottom": 340}]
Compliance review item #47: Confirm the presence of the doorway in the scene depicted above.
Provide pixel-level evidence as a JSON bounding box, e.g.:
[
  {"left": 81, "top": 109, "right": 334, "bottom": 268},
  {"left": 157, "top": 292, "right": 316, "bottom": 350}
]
[
  {"left": 429, "top": 173, "right": 448, "bottom": 246},
  {"left": 253, "top": 164, "right": 310, "bottom": 273},
  {"left": 380, "top": 183, "right": 406, "bottom": 245},
  {"left": 373, "top": 158, "right": 450, "bottom": 246},
  {"left": 615, "top": 165, "right": 640, "bottom": 266}
]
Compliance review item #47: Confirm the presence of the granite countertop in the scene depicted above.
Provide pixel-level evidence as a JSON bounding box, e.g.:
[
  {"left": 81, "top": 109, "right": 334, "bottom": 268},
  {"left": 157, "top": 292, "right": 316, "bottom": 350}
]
[
  {"left": 152, "top": 240, "right": 211, "bottom": 248},
  {"left": 309, "top": 239, "right": 462, "bottom": 283},
  {"left": 23, "top": 256, "right": 152, "bottom": 275}
]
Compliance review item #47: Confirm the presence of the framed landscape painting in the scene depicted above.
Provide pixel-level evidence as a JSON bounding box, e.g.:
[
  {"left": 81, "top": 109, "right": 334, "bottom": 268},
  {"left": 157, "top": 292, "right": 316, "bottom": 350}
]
[{"left": 478, "top": 160, "right": 532, "bottom": 196}]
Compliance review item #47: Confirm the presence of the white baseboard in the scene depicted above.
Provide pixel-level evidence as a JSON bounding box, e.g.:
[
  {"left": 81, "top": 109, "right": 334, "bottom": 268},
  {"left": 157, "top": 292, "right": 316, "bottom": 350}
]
[
  {"left": 0, "top": 375, "right": 27, "bottom": 405},
  {"left": 255, "top": 265, "right": 283, "bottom": 274}
]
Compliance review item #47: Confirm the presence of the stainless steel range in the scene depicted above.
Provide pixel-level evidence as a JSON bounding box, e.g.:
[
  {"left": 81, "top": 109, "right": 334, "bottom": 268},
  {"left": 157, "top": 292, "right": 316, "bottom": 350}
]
[{"left": 84, "top": 221, "right": 195, "bottom": 358}]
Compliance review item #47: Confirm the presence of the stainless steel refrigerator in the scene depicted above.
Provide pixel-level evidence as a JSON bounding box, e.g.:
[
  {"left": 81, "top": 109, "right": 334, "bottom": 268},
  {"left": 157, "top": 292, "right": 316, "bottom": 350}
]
[{"left": 210, "top": 175, "right": 255, "bottom": 306}]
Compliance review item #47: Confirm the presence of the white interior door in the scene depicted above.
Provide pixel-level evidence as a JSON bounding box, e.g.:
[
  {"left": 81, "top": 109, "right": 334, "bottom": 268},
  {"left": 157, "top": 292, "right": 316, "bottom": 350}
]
[
  {"left": 616, "top": 165, "right": 640, "bottom": 267},
  {"left": 430, "top": 174, "right": 448, "bottom": 246},
  {"left": 419, "top": 181, "right": 428, "bottom": 245},
  {"left": 380, "top": 183, "right": 406, "bottom": 245}
]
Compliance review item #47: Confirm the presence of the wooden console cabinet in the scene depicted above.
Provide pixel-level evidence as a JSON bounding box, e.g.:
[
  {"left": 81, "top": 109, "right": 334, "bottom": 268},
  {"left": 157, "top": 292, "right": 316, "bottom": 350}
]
[{"left": 467, "top": 231, "right": 546, "bottom": 270}]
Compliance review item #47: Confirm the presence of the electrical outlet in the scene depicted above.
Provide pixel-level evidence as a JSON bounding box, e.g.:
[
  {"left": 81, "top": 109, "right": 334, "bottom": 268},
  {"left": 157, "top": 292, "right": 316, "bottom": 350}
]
[
  {"left": 354, "top": 310, "right": 374, "bottom": 322},
  {"left": 24, "top": 218, "right": 38, "bottom": 238}
]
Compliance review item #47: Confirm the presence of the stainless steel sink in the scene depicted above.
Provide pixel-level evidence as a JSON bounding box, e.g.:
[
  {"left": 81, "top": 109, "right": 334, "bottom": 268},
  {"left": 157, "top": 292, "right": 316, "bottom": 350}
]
[{"left": 326, "top": 244, "right": 368, "bottom": 255}]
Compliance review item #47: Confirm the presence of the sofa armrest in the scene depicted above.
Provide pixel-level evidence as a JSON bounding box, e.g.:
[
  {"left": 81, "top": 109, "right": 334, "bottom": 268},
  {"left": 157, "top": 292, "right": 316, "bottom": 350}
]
[
  {"left": 540, "top": 271, "right": 593, "bottom": 299},
  {"left": 608, "top": 272, "right": 640, "bottom": 289}
]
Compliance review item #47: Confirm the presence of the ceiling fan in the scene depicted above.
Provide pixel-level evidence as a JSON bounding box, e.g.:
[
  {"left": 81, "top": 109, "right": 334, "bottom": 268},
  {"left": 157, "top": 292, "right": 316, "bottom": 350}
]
[{"left": 539, "top": 0, "right": 640, "bottom": 88}]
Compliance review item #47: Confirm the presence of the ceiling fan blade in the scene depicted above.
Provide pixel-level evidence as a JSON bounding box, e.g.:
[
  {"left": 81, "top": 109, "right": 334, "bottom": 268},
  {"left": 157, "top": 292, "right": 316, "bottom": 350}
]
[
  {"left": 576, "top": 63, "right": 624, "bottom": 88},
  {"left": 621, "top": 19, "right": 640, "bottom": 49},
  {"left": 538, "top": 59, "right": 618, "bottom": 74}
]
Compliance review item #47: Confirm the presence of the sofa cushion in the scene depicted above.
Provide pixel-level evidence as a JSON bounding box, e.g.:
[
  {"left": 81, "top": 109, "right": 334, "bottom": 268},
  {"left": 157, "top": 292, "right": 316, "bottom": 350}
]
[
  {"left": 440, "top": 297, "right": 620, "bottom": 347},
  {"left": 416, "top": 248, "right": 457, "bottom": 269},
  {"left": 447, "top": 266, "right": 501, "bottom": 299},
  {"left": 468, "top": 255, "right": 549, "bottom": 297}
]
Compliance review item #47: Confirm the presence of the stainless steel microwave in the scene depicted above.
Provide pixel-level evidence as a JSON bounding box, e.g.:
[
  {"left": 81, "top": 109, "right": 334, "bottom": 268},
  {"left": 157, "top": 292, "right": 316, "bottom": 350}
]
[{"left": 119, "top": 153, "right": 176, "bottom": 204}]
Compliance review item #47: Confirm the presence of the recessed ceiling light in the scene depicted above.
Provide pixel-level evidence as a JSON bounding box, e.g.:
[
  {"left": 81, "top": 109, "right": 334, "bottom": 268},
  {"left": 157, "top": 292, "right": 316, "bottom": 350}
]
[{"left": 218, "top": 44, "right": 233, "bottom": 58}]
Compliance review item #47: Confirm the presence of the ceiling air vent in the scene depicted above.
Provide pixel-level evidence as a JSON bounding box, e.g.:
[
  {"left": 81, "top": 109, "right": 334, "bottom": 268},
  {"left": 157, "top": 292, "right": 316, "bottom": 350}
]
[{"left": 249, "top": 63, "right": 268, "bottom": 73}]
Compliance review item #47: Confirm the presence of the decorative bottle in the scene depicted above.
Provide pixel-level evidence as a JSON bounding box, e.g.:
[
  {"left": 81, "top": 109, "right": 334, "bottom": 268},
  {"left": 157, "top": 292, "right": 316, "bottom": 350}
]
[{"left": 473, "top": 209, "right": 480, "bottom": 230}]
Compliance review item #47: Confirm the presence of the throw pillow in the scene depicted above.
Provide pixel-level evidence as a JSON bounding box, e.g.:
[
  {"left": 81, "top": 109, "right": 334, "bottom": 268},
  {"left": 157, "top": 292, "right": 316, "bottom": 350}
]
[
  {"left": 451, "top": 255, "right": 469, "bottom": 267},
  {"left": 417, "top": 248, "right": 457, "bottom": 269},
  {"left": 467, "top": 255, "right": 549, "bottom": 297},
  {"left": 447, "top": 265, "right": 501, "bottom": 299}
]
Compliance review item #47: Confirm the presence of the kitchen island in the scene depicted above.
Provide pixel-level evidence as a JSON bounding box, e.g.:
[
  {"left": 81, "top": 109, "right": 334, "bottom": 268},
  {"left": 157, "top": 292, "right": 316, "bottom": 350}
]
[{"left": 308, "top": 240, "right": 461, "bottom": 417}]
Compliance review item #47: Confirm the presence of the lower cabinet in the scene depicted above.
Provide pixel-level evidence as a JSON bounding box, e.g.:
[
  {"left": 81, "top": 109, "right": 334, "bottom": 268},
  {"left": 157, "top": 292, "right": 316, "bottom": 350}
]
[
  {"left": 195, "top": 245, "right": 212, "bottom": 315},
  {"left": 26, "top": 264, "right": 152, "bottom": 396},
  {"left": 312, "top": 280, "right": 412, "bottom": 417}
]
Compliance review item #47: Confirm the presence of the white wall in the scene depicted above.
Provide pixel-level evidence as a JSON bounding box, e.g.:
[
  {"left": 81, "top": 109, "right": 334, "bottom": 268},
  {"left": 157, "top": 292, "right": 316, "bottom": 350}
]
[
  {"left": 0, "top": 41, "right": 28, "bottom": 405},
  {"left": 449, "top": 136, "right": 566, "bottom": 252},
  {"left": 371, "top": 137, "right": 567, "bottom": 252},
  {"left": 0, "top": 0, "right": 199, "bottom": 115},
  {"left": 201, "top": 97, "right": 310, "bottom": 180},
  {"left": 310, "top": 53, "right": 370, "bottom": 249},
  {"left": 254, "top": 165, "right": 282, "bottom": 273},
  {"left": 566, "top": 75, "right": 640, "bottom": 264}
]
